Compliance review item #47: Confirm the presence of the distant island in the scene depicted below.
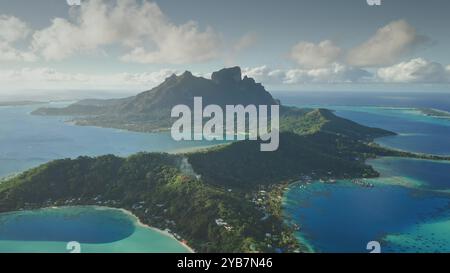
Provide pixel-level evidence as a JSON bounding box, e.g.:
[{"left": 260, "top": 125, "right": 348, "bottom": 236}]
[
  {"left": 418, "top": 108, "right": 450, "bottom": 119},
  {"left": 3, "top": 67, "right": 448, "bottom": 253},
  {"left": 0, "top": 100, "right": 46, "bottom": 107},
  {"left": 32, "top": 67, "right": 277, "bottom": 132}
]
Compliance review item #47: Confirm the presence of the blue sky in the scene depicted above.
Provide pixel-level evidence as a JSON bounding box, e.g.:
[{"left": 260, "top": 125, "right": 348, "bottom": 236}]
[{"left": 0, "top": 0, "right": 449, "bottom": 98}]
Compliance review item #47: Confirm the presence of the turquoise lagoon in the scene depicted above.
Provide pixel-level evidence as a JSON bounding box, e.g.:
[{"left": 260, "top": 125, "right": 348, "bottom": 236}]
[{"left": 0, "top": 206, "right": 190, "bottom": 253}]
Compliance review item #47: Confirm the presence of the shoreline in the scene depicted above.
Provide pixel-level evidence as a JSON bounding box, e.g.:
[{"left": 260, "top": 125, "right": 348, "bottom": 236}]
[
  {"left": 281, "top": 182, "right": 316, "bottom": 253},
  {"left": 112, "top": 207, "right": 195, "bottom": 253},
  {"left": 168, "top": 144, "right": 223, "bottom": 155}
]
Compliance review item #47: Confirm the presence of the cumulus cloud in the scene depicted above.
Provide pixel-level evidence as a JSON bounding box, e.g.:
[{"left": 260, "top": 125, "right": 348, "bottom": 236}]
[
  {"left": 290, "top": 40, "right": 342, "bottom": 68},
  {"left": 347, "top": 20, "right": 426, "bottom": 67},
  {"left": 283, "top": 64, "right": 371, "bottom": 84},
  {"left": 0, "top": 15, "right": 36, "bottom": 61},
  {"left": 377, "top": 58, "right": 449, "bottom": 83},
  {"left": 242, "top": 65, "right": 286, "bottom": 84},
  {"left": 32, "top": 18, "right": 85, "bottom": 61},
  {"left": 243, "top": 64, "right": 372, "bottom": 84},
  {"left": 245, "top": 60, "right": 450, "bottom": 85},
  {"left": 0, "top": 43, "right": 36, "bottom": 62},
  {"left": 0, "top": 15, "right": 30, "bottom": 42},
  {"left": 31, "top": 0, "right": 220, "bottom": 63},
  {"left": 120, "top": 22, "right": 219, "bottom": 64},
  {"left": 284, "top": 20, "right": 442, "bottom": 84}
]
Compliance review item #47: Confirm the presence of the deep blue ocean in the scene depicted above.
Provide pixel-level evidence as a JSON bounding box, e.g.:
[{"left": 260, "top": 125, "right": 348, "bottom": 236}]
[
  {"left": 273, "top": 91, "right": 450, "bottom": 111},
  {"left": 277, "top": 91, "right": 450, "bottom": 253}
]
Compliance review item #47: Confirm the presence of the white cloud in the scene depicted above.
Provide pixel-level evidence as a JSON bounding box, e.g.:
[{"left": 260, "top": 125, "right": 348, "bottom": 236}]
[
  {"left": 246, "top": 61, "right": 450, "bottom": 85},
  {"left": 347, "top": 20, "right": 425, "bottom": 67},
  {"left": 284, "top": 64, "right": 371, "bottom": 84},
  {"left": 0, "top": 42, "right": 36, "bottom": 62},
  {"left": 243, "top": 64, "right": 372, "bottom": 84},
  {"left": 120, "top": 22, "right": 219, "bottom": 64},
  {"left": 282, "top": 20, "right": 448, "bottom": 85},
  {"left": 0, "top": 15, "right": 36, "bottom": 61},
  {"left": 290, "top": 40, "right": 342, "bottom": 68},
  {"left": 242, "top": 65, "right": 286, "bottom": 84},
  {"left": 31, "top": 0, "right": 220, "bottom": 63},
  {"left": 283, "top": 19, "right": 439, "bottom": 85},
  {"left": 32, "top": 18, "right": 85, "bottom": 61},
  {"left": 0, "top": 15, "right": 30, "bottom": 42},
  {"left": 377, "top": 58, "right": 449, "bottom": 83}
]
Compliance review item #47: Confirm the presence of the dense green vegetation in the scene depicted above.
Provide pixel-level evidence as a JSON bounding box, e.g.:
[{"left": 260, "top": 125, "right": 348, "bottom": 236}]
[
  {"left": 0, "top": 153, "right": 299, "bottom": 253},
  {"left": 2, "top": 133, "right": 445, "bottom": 253},
  {"left": 280, "top": 106, "right": 395, "bottom": 140},
  {"left": 188, "top": 132, "right": 383, "bottom": 189},
  {"left": 182, "top": 105, "right": 397, "bottom": 190},
  {"left": 32, "top": 104, "right": 108, "bottom": 116}
]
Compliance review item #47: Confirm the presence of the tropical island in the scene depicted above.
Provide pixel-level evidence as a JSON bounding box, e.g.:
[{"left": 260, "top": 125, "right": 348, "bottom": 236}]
[
  {"left": 32, "top": 67, "right": 277, "bottom": 132},
  {"left": 418, "top": 108, "right": 450, "bottom": 119},
  {"left": 2, "top": 67, "right": 449, "bottom": 253}
]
